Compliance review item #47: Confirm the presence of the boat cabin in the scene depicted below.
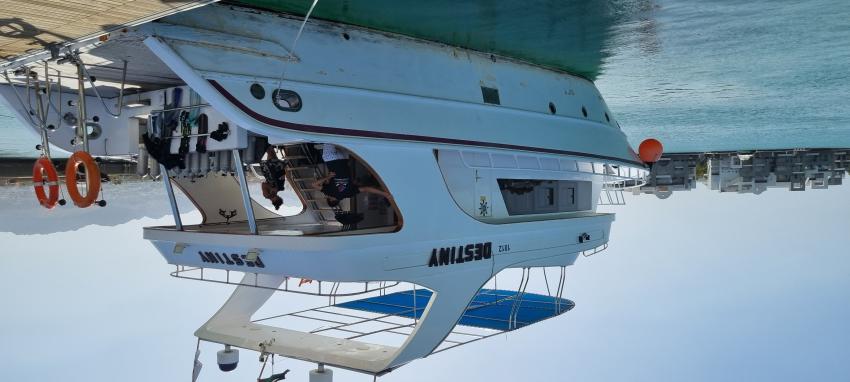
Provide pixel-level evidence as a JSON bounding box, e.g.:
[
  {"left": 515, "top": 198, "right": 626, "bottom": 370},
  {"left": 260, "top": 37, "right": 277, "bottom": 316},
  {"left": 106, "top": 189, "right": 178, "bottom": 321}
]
[{"left": 164, "top": 141, "right": 403, "bottom": 236}]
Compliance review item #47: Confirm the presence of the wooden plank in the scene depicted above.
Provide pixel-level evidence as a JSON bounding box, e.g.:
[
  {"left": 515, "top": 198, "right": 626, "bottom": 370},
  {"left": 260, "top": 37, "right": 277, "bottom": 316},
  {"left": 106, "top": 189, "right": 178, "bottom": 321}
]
[{"left": 0, "top": 0, "right": 212, "bottom": 62}]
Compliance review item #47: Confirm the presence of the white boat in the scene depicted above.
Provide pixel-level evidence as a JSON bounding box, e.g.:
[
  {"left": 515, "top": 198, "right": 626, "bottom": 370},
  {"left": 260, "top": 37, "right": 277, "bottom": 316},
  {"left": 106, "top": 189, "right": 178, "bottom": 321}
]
[{"left": 0, "top": 3, "right": 649, "bottom": 379}]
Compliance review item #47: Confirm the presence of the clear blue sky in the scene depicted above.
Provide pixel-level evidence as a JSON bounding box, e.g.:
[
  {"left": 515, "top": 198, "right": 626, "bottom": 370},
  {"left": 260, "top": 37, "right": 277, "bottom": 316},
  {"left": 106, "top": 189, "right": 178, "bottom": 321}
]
[{"left": 1, "top": 182, "right": 847, "bottom": 381}]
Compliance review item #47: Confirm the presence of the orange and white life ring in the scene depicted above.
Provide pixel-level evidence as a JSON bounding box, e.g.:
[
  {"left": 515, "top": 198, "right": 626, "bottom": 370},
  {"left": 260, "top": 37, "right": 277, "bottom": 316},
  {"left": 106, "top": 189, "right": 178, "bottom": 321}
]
[
  {"left": 65, "top": 151, "right": 101, "bottom": 208},
  {"left": 32, "top": 157, "right": 60, "bottom": 209}
]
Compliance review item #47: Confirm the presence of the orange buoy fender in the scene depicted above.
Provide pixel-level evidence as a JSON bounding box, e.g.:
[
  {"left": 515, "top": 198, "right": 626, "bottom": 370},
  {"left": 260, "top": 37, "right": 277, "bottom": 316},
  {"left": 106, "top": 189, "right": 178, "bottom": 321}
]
[
  {"left": 32, "top": 157, "right": 60, "bottom": 209},
  {"left": 65, "top": 151, "right": 101, "bottom": 208},
  {"left": 638, "top": 138, "right": 664, "bottom": 163}
]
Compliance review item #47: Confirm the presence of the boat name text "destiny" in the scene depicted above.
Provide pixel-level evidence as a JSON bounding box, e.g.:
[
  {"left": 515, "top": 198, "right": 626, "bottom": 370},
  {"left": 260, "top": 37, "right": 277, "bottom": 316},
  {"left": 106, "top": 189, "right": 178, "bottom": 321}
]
[
  {"left": 428, "top": 242, "right": 492, "bottom": 267},
  {"left": 198, "top": 251, "right": 265, "bottom": 268}
]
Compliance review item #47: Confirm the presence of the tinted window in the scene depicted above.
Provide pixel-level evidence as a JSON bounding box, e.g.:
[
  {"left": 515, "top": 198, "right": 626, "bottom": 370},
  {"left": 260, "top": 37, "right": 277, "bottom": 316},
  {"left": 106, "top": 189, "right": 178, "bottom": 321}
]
[
  {"left": 481, "top": 86, "right": 500, "bottom": 105},
  {"left": 498, "top": 179, "right": 592, "bottom": 215}
]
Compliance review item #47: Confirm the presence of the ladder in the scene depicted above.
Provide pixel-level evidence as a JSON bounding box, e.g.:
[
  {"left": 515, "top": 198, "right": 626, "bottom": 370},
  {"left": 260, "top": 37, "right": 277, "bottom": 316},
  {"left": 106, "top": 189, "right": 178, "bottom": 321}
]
[{"left": 280, "top": 143, "right": 337, "bottom": 223}]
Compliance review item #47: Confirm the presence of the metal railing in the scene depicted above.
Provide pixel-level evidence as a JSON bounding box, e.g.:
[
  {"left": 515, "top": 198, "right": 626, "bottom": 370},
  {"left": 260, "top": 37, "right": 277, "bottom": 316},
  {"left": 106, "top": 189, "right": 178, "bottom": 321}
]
[
  {"left": 581, "top": 243, "right": 608, "bottom": 257},
  {"left": 170, "top": 265, "right": 400, "bottom": 298},
  {"left": 598, "top": 187, "right": 625, "bottom": 205}
]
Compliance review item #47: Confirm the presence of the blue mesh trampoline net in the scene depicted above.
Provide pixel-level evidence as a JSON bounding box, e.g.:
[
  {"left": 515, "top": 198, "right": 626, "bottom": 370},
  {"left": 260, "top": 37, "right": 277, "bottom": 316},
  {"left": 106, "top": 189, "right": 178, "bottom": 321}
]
[{"left": 336, "top": 288, "right": 575, "bottom": 331}]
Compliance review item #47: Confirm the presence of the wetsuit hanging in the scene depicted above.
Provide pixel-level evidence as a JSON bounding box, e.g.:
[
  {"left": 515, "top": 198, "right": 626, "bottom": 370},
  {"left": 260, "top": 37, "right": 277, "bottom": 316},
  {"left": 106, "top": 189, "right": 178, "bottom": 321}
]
[
  {"left": 143, "top": 133, "right": 185, "bottom": 170},
  {"left": 161, "top": 87, "right": 182, "bottom": 138},
  {"left": 196, "top": 113, "right": 209, "bottom": 153},
  {"left": 178, "top": 111, "right": 192, "bottom": 156}
]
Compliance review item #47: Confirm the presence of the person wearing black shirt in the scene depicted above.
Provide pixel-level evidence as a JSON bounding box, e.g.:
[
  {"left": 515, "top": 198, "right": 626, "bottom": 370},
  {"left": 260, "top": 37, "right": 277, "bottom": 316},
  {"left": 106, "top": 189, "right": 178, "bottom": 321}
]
[
  {"left": 312, "top": 170, "right": 390, "bottom": 207},
  {"left": 260, "top": 146, "right": 286, "bottom": 210},
  {"left": 311, "top": 147, "right": 391, "bottom": 207}
]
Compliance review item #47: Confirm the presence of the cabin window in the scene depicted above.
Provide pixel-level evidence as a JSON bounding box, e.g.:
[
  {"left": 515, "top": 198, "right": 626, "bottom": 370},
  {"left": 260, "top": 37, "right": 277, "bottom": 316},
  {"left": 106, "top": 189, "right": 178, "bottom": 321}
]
[
  {"left": 250, "top": 83, "right": 266, "bottom": 99},
  {"left": 481, "top": 86, "right": 500, "bottom": 105},
  {"left": 272, "top": 89, "right": 302, "bottom": 112},
  {"left": 497, "top": 179, "right": 592, "bottom": 215}
]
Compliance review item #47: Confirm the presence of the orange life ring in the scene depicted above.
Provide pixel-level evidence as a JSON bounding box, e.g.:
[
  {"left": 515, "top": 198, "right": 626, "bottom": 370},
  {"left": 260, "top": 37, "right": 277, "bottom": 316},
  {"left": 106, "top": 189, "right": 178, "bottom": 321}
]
[
  {"left": 32, "top": 157, "right": 60, "bottom": 209},
  {"left": 65, "top": 151, "right": 101, "bottom": 208}
]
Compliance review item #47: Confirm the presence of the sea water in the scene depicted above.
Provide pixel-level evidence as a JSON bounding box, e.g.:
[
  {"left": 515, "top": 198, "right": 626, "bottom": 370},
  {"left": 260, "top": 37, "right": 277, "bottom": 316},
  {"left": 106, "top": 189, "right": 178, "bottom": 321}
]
[
  {"left": 597, "top": 0, "right": 850, "bottom": 151},
  {"left": 2, "top": 0, "right": 849, "bottom": 157}
]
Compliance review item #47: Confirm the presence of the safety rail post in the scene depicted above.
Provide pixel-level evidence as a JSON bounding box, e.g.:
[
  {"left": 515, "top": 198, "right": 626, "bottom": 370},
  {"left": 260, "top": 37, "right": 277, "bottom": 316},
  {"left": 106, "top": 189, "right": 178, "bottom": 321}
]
[
  {"left": 32, "top": 75, "right": 51, "bottom": 158},
  {"left": 75, "top": 59, "right": 89, "bottom": 153},
  {"left": 160, "top": 164, "right": 183, "bottom": 230},
  {"left": 233, "top": 149, "right": 258, "bottom": 234}
]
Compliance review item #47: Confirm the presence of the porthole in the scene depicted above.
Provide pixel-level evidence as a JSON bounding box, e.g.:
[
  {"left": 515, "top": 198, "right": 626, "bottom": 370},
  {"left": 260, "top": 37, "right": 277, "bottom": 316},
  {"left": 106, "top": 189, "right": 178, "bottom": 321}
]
[
  {"left": 604, "top": 112, "right": 610, "bottom": 122},
  {"left": 86, "top": 122, "right": 102, "bottom": 140},
  {"left": 548, "top": 102, "right": 556, "bottom": 114},
  {"left": 342, "top": 32, "right": 350, "bottom": 40},
  {"left": 250, "top": 83, "right": 266, "bottom": 100},
  {"left": 63, "top": 112, "right": 77, "bottom": 126},
  {"left": 581, "top": 106, "right": 588, "bottom": 118},
  {"left": 272, "top": 89, "right": 302, "bottom": 112}
]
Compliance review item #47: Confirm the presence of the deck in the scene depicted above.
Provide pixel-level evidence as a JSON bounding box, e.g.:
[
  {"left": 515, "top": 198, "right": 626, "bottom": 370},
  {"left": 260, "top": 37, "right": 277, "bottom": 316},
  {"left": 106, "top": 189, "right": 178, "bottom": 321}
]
[
  {"left": 0, "top": 0, "right": 214, "bottom": 65},
  {"left": 152, "top": 217, "right": 399, "bottom": 236}
]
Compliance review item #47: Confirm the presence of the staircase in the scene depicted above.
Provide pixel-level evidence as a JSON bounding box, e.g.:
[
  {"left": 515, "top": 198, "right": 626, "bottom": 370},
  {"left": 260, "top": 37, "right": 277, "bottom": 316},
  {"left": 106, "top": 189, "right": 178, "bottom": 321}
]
[{"left": 280, "top": 143, "right": 337, "bottom": 224}]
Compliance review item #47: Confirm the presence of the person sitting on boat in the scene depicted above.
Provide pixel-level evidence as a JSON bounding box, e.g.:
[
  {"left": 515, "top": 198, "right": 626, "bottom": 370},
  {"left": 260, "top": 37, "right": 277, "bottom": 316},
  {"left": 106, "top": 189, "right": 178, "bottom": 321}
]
[
  {"left": 311, "top": 144, "right": 391, "bottom": 207},
  {"left": 260, "top": 145, "right": 287, "bottom": 210}
]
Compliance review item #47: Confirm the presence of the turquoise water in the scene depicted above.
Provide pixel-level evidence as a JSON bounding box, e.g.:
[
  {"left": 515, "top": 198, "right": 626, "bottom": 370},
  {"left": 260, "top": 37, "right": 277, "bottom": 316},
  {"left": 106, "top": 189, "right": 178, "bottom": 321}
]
[
  {"left": 0, "top": 105, "right": 42, "bottom": 158},
  {"left": 2, "top": 0, "right": 849, "bottom": 157},
  {"left": 597, "top": 0, "right": 850, "bottom": 151}
]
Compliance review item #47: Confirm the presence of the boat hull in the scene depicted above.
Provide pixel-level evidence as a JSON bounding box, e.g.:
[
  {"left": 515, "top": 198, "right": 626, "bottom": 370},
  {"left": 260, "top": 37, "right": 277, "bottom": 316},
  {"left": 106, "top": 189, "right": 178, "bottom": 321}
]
[{"left": 141, "top": 5, "right": 642, "bottom": 166}]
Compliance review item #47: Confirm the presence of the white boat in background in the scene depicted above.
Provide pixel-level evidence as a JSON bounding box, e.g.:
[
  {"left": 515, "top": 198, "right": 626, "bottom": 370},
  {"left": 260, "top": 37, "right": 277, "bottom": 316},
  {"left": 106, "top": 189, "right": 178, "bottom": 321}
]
[{"left": 0, "top": 3, "right": 651, "bottom": 380}]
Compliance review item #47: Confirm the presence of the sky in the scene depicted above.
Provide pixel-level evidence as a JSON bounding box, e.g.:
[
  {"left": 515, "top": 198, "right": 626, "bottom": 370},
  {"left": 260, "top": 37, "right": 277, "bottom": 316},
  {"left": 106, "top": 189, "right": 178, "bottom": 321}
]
[{"left": 1, "top": 182, "right": 848, "bottom": 382}]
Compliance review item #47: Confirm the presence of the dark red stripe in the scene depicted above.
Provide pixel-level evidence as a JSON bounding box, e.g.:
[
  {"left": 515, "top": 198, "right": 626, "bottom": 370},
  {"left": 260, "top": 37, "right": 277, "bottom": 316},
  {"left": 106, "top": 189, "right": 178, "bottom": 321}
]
[{"left": 208, "top": 79, "right": 645, "bottom": 167}]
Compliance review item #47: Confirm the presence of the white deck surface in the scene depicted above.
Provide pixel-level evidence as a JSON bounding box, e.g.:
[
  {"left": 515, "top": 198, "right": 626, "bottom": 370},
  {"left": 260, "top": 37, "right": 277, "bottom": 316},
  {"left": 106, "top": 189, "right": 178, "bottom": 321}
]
[{"left": 196, "top": 321, "right": 398, "bottom": 374}]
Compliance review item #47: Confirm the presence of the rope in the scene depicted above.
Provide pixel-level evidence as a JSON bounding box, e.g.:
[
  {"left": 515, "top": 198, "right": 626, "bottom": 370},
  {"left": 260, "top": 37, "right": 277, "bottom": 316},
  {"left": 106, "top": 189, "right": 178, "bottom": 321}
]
[
  {"left": 276, "top": 0, "right": 320, "bottom": 90},
  {"left": 58, "top": 171, "right": 67, "bottom": 206},
  {"left": 257, "top": 353, "right": 289, "bottom": 382},
  {"left": 257, "top": 350, "right": 270, "bottom": 379}
]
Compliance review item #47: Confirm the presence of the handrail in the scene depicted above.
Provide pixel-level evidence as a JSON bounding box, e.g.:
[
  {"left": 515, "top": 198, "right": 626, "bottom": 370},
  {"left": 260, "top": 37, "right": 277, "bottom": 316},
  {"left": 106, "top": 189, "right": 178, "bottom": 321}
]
[
  {"left": 581, "top": 243, "right": 608, "bottom": 257},
  {"left": 67, "top": 49, "right": 127, "bottom": 118},
  {"left": 170, "top": 265, "right": 401, "bottom": 297},
  {"left": 150, "top": 103, "right": 211, "bottom": 114},
  {"left": 3, "top": 70, "right": 38, "bottom": 126}
]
